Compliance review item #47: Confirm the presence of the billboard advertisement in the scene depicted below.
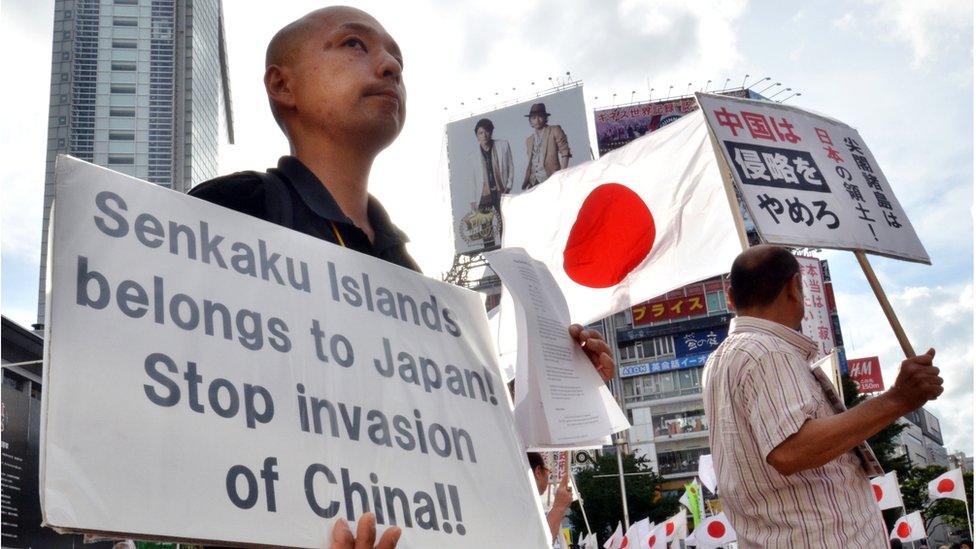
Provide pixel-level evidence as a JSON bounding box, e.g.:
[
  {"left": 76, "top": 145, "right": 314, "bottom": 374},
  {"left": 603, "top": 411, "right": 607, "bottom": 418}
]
[
  {"left": 797, "top": 256, "right": 836, "bottom": 358},
  {"left": 594, "top": 89, "right": 752, "bottom": 155},
  {"left": 675, "top": 327, "right": 728, "bottom": 357},
  {"left": 620, "top": 352, "right": 711, "bottom": 378},
  {"left": 447, "top": 86, "right": 592, "bottom": 255},
  {"left": 847, "top": 356, "right": 885, "bottom": 394}
]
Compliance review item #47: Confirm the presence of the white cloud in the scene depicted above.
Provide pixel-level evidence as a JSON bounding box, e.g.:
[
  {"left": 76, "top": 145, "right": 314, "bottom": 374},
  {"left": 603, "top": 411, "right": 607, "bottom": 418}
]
[
  {"left": 832, "top": 12, "right": 856, "bottom": 30},
  {"left": 835, "top": 283, "right": 974, "bottom": 453},
  {"left": 863, "top": 0, "right": 973, "bottom": 67}
]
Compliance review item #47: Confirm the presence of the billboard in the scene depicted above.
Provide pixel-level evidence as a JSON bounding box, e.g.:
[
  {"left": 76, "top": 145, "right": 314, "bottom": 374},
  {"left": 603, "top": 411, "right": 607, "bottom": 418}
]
[
  {"left": 632, "top": 294, "right": 707, "bottom": 326},
  {"left": 447, "top": 86, "right": 592, "bottom": 255},
  {"left": 921, "top": 408, "right": 943, "bottom": 445},
  {"left": 847, "top": 356, "right": 885, "bottom": 394},
  {"left": 797, "top": 256, "right": 836, "bottom": 358},
  {"left": 619, "top": 352, "right": 711, "bottom": 378},
  {"left": 594, "top": 89, "right": 752, "bottom": 155}
]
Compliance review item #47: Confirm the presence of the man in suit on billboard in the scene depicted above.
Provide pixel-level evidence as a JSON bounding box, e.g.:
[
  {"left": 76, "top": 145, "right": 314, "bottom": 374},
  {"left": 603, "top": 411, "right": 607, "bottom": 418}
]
[{"left": 522, "top": 103, "right": 572, "bottom": 190}]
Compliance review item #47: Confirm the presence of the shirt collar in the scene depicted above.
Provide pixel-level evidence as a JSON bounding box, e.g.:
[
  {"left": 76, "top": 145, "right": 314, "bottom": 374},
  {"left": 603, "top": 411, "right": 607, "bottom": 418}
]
[
  {"left": 276, "top": 156, "right": 410, "bottom": 248},
  {"left": 729, "top": 315, "right": 818, "bottom": 361}
]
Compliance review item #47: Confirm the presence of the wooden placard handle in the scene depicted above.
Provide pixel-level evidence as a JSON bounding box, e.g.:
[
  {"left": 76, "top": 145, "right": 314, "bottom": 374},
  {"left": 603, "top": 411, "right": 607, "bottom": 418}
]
[{"left": 854, "top": 250, "right": 917, "bottom": 358}]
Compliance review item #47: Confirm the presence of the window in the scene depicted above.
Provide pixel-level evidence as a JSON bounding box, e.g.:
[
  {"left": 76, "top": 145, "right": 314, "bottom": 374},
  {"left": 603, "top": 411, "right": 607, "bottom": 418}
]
[
  {"left": 62, "top": 51, "right": 70, "bottom": 60},
  {"left": 112, "top": 40, "right": 138, "bottom": 49},
  {"left": 114, "top": 17, "right": 138, "bottom": 26},
  {"left": 110, "top": 108, "right": 135, "bottom": 117},
  {"left": 706, "top": 290, "right": 727, "bottom": 313},
  {"left": 109, "top": 132, "right": 134, "bottom": 140},
  {"left": 110, "top": 84, "right": 136, "bottom": 94},
  {"left": 620, "top": 336, "right": 674, "bottom": 362},
  {"left": 114, "top": 0, "right": 139, "bottom": 4},
  {"left": 111, "top": 62, "right": 137, "bottom": 71},
  {"left": 108, "top": 155, "right": 134, "bottom": 165}
]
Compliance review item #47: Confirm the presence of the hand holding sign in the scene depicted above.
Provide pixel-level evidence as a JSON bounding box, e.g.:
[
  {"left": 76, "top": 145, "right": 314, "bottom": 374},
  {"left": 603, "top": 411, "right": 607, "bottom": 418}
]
[
  {"left": 569, "top": 324, "right": 614, "bottom": 381},
  {"left": 330, "top": 514, "right": 400, "bottom": 549},
  {"left": 886, "top": 348, "right": 942, "bottom": 413}
]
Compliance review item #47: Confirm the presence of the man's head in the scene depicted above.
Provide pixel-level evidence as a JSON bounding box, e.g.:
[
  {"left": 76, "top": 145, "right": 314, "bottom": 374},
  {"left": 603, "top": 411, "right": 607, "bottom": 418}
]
[
  {"left": 474, "top": 118, "right": 494, "bottom": 147},
  {"left": 527, "top": 451, "right": 549, "bottom": 495},
  {"left": 526, "top": 103, "right": 550, "bottom": 130},
  {"left": 728, "top": 245, "right": 803, "bottom": 328},
  {"left": 264, "top": 6, "right": 405, "bottom": 153}
]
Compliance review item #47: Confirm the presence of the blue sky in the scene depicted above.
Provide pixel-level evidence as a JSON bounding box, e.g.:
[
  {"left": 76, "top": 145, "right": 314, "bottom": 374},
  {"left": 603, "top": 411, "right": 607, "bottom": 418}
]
[{"left": 2, "top": 0, "right": 972, "bottom": 452}]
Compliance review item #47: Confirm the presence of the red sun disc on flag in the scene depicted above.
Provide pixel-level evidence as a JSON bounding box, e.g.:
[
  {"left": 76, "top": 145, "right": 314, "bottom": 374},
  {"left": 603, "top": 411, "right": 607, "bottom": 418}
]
[
  {"left": 647, "top": 535, "right": 656, "bottom": 547},
  {"left": 620, "top": 536, "right": 629, "bottom": 548},
  {"left": 897, "top": 522, "right": 911, "bottom": 538},
  {"left": 937, "top": 479, "right": 955, "bottom": 493},
  {"left": 563, "top": 183, "right": 655, "bottom": 288},
  {"left": 706, "top": 521, "right": 726, "bottom": 538},
  {"left": 665, "top": 522, "right": 675, "bottom": 536},
  {"left": 872, "top": 484, "right": 883, "bottom": 501}
]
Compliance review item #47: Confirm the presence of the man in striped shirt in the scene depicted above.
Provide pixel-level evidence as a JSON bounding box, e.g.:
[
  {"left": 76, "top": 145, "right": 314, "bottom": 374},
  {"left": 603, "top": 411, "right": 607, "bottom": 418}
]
[{"left": 703, "top": 245, "right": 943, "bottom": 548}]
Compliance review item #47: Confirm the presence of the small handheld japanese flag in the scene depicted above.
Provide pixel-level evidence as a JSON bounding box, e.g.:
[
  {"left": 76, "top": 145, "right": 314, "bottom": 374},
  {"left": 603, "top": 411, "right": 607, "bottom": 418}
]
[
  {"left": 698, "top": 454, "right": 717, "bottom": 494},
  {"left": 928, "top": 468, "right": 967, "bottom": 501},
  {"left": 502, "top": 110, "right": 745, "bottom": 325},
  {"left": 692, "top": 512, "right": 737, "bottom": 549},
  {"left": 645, "top": 522, "right": 671, "bottom": 549},
  {"left": 662, "top": 508, "right": 688, "bottom": 542},
  {"left": 890, "top": 511, "right": 926, "bottom": 542},
  {"left": 604, "top": 522, "right": 623, "bottom": 549},
  {"left": 870, "top": 471, "right": 905, "bottom": 510},
  {"left": 623, "top": 517, "right": 651, "bottom": 548},
  {"left": 582, "top": 533, "right": 598, "bottom": 549}
]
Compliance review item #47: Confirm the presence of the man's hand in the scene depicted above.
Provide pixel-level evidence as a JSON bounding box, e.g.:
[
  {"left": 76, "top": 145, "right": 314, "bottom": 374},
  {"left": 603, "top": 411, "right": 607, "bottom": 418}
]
[
  {"left": 569, "top": 324, "right": 614, "bottom": 381},
  {"left": 886, "top": 348, "right": 943, "bottom": 413},
  {"left": 330, "top": 513, "right": 400, "bottom": 549},
  {"left": 552, "top": 474, "right": 573, "bottom": 511}
]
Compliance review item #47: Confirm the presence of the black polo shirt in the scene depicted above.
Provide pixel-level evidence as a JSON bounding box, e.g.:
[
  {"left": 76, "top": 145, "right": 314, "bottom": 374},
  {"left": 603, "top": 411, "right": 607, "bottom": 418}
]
[{"left": 188, "top": 156, "right": 420, "bottom": 272}]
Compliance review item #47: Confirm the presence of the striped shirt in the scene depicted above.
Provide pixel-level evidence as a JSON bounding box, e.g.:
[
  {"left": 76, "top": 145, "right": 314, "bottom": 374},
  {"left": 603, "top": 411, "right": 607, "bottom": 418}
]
[{"left": 702, "top": 316, "right": 887, "bottom": 548}]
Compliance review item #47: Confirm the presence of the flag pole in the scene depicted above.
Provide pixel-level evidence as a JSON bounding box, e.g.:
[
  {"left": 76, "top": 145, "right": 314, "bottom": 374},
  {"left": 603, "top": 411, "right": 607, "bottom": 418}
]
[
  {"left": 964, "top": 496, "right": 974, "bottom": 539},
  {"left": 853, "top": 250, "right": 916, "bottom": 358},
  {"left": 569, "top": 465, "right": 593, "bottom": 536}
]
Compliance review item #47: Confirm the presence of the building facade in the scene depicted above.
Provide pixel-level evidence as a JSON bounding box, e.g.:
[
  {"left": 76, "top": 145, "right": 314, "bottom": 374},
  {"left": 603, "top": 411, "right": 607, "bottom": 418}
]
[
  {"left": 37, "top": 0, "right": 234, "bottom": 325},
  {"left": 895, "top": 407, "right": 950, "bottom": 468}
]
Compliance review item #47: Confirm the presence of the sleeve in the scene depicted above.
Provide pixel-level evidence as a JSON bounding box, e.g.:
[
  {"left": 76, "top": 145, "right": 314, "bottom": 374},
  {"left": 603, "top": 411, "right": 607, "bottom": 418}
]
[
  {"left": 737, "top": 351, "right": 820, "bottom": 459},
  {"left": 554, "top": 126, "right": 571, "bottom": 158},
  {"left": 187, "top": 173, "right": 267, "bottom": 220}
]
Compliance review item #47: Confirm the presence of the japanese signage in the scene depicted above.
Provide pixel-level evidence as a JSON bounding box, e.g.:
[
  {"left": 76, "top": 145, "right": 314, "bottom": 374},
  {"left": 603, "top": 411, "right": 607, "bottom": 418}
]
[
  {"left": 674, "top": 328, "right": 728, "bottom": 358},
  {"left": 619, "top": 352, "right": 711, "bottom": 378},
  {"left": 41, "top": 157, "right": 550, "bottom": 548},
  {"left": 847, "top": 356, "right": 885, "bottom": 394},
  {"left": 698, "top": 92, "right": 929, "bottom": 264},
  {"left": 631, "top": 294, "right": 707, "bottom": 326},
  {"left": 447, "top": 86, "right": 592, "bottom": 255},
  {"left": 594, "top": 89, "right": 752, "bottom": 155},
  {"left": 797, "top": 256, "right": 836, "bottom": 358}
]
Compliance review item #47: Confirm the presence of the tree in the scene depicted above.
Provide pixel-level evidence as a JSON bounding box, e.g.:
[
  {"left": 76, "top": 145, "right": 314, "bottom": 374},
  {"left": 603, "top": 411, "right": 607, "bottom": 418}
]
[{"left": 568, "top": 451, "right": 679, "bottom": 546}]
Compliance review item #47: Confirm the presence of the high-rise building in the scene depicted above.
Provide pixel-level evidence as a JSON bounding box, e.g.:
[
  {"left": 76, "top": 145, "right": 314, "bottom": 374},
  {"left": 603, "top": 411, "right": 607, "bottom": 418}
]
[
  {"left": 894, "top": 407, "right": 950, "bottom": 468},
  {"left": 37, "top": 0, "right": 234, "bottom": 324}
]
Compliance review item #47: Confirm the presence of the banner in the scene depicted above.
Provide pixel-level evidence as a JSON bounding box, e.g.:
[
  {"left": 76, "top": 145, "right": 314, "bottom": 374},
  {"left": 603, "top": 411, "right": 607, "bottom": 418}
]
[
  {"left": 594, "top": 89, "right": 752, "bottom": 155},
  {"left": 446, "top": 86, "right": 592, "bottom": 255},
  {"left": 797, "top": 256, "right": 836, "bottom": 358},
  {"left": 631, "top": 294, "right": 707, "bottom": 326},
  {"left": 619, "top": 353, "right": 711, "bottom": 378},
  {"left": 40, "top": 157, "right": 551, "bottom": 548},
  {"left": 698, "top": 92, "right": 929, "bottom": 264},
  {"left": 847, "top": 356, "right": 884, "bottom": 393},
  {"left": 674, "top": 328, "right": 727, "bottom": 357}
]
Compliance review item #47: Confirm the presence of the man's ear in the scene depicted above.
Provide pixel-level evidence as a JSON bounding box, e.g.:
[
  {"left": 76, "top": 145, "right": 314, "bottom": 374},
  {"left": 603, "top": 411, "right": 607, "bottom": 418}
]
[{"left": 265, "top": 65, "right": 297, "bottom": 113}]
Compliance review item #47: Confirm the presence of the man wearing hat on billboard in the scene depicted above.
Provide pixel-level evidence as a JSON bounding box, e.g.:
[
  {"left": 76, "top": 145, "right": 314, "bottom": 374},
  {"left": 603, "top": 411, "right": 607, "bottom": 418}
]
[{"left": 522, "top": 103, "right": 572, "bottom": 190}]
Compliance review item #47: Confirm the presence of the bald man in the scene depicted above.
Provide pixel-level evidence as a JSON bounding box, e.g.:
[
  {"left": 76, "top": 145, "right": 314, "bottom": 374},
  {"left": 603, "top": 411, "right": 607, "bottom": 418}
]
[
  {"left": 702, "top": 245, "right": 943, "bottom": 548},
  {"left": 187, "top": 6, "right": 613, "bottom": 547}
]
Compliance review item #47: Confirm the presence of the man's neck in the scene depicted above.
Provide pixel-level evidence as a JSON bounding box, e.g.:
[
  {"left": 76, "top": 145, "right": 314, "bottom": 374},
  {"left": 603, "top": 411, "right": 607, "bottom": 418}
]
[
  {"left": 735, "top": 309, "right": 801, "bottom": 331},
  {"left": 291, "top": 137, "right": 375, "bottom": 240}
]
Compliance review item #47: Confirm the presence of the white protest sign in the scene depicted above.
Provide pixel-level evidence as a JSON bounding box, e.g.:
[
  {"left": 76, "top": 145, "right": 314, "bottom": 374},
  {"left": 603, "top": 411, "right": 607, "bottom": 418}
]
[
  {"left": 40, "top": 156, "right": 551, "bottom": 548},
  {"left": 697, "top": 92, "right": 929, "bottom": 264},
  {"left": 797, "top": 256, "right": 836, "bottom": 358}
]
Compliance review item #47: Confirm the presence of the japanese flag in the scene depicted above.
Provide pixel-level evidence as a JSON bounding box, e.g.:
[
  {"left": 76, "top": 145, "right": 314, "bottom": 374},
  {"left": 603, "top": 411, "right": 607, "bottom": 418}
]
[
  {"left": 501, "top": 110, "right": 745, "bottom": 325},
  {"left": 604, "top": 522, "right": 623, "bottom": 549},
  {"left": 928, "top": 468, "right": 967, "bottom": 502},
  {"left": 662, "top": 509, "right": 688, "bottom": 542},
  {"left": 870, "top": 471, "right": 905, "bottom": 510},
  {"left": 582, "top": 533, "right": 599, "bottom": 549},
  {"left": 643, "top": 522, "right": 668, "bottom": 549},
  {"left": 692, "top": 512, "right": 736, "bottom": 549},
  {"left": 890, "top": 511, "right": 926, "bottom": 542},
  {"left": 622, "top": 518, "right": 652, "bottom": 548},
  {"left": 698, "top": 454, "right": 717, "bottom": 494}
]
